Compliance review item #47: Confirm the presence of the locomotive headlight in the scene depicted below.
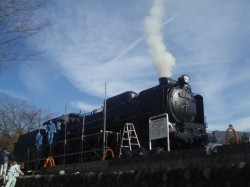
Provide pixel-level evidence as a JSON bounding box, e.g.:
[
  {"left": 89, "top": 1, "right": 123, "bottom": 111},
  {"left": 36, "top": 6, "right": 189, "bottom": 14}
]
[{"left": 183, "top": 75, "right": 190, "bottom": 84}]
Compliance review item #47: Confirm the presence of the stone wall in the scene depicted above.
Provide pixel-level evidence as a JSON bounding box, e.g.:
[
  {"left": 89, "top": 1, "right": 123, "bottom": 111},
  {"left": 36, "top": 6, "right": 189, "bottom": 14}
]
[
  {"left": 2, "top": 143, "right": 250, "bottom": 187},
  {"left": 8, "top": 162, "right": 250, "bottom": 187}
]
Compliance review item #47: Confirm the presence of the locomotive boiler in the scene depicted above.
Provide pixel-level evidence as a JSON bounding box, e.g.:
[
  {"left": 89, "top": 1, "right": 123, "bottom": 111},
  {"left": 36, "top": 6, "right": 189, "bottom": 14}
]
[{"left": 14, "top": 75, "right": 208, "bottom": 168}]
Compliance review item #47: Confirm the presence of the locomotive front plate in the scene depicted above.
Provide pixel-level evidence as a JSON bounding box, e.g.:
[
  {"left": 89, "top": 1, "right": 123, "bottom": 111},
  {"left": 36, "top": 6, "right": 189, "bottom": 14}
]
[{"left": 169, "top": 88, "right": 196, "bottom": 123}]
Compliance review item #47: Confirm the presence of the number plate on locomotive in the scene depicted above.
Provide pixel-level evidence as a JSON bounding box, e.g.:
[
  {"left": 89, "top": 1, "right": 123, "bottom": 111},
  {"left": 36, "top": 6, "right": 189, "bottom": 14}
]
[{"left": 178, "top": 92, "right": 192, "bottom": 100}]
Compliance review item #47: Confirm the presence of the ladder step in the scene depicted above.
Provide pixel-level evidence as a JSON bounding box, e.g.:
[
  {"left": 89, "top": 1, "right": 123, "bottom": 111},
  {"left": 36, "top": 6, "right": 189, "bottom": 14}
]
[
  {"left": 122, "top": 138, "right": 128, "bottom": 140},
  {"left": 122, "top": 137, "right": 137, "bottom": 140}
]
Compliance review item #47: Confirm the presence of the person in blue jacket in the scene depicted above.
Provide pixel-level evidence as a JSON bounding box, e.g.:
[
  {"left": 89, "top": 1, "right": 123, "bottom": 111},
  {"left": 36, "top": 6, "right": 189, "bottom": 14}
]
[
  {"left": 0, "top": 147, "right": 10, "bottom": 177},
  {"left": 35, "top": 130, "right": 43, "bottom": 152},
  {"left": 46, "top": 120, "right": 56, "bottom": 144}
]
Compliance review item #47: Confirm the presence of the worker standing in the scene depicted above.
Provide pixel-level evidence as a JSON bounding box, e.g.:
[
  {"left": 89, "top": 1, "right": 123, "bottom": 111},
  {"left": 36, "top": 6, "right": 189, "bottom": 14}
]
[
  {"left": 5, "top": 161, "right": 24, "bottom": 187},
  {"left": 35, "top": 131, "right": 43, "bottom": 152},
  {"left": 46, "top": 120, "right": 56, "bottom": 144},
  {"left": 0, "top": 147, "right": 10, "bottom": 177}
]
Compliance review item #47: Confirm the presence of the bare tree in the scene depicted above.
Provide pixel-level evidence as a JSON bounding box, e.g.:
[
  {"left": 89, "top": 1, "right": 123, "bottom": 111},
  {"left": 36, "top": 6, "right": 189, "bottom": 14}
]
[
  {"left": 0, "top": 0, "right": 49, "bottom": 72},
  {"left": 0, "top": 93, "right": 54, "bottom": 151}
]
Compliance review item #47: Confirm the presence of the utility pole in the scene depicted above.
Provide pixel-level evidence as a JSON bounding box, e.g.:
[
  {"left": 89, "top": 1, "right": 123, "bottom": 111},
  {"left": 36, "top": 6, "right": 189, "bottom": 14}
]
[
  {"left": 102, "top": 83, "right": 107, "bottom": 160},
  {"left": 63, "top": 106, "right": 67, "bottom": 166},
  {"left": 81, "top": 115, "right": 85, "bottom": 163}
]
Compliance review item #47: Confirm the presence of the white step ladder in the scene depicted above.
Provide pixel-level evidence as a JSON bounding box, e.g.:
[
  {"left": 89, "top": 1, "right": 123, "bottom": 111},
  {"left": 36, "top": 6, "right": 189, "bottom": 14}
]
[{"left": 119, "top": 123, "right": 140, "bottom": 157}]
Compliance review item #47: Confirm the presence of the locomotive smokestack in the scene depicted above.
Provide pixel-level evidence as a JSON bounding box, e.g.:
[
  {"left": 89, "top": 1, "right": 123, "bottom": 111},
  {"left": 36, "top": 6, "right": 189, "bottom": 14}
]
[
  {"left": 159, "top": 77, "right": 168, "bottom": 85},
  {"left": 159, "top": 77, "right": 177, "bottom": 86}
]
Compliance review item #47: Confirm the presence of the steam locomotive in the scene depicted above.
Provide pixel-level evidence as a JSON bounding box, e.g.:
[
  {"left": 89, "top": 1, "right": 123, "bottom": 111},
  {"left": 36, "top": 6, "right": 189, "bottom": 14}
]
[{"left": 14, "top": 75, "right": 208, "bottom": 168}]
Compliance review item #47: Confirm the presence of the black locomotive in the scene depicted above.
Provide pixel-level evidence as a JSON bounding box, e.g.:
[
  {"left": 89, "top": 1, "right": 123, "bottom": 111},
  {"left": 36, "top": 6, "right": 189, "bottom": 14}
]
[{"left": 14, "top": 75, "right": 208, "bottom": 169}]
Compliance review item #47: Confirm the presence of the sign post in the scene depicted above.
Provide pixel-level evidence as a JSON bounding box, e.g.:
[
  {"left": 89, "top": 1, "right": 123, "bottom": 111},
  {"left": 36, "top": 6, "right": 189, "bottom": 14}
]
[{"left": 149, "top": 113, "right": 170, "bottom": 151}]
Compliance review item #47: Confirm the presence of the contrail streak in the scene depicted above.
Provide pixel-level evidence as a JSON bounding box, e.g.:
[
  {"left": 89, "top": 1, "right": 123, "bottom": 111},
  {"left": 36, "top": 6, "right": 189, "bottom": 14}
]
[{"left": 110, "top": 16, "right": 174, "bottom": 64}]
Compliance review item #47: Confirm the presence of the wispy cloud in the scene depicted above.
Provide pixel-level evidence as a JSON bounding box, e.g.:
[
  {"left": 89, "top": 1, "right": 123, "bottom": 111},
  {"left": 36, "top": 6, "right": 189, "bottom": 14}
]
[
  {"left": 29, "top": 0, "right": 158, "bottom": 98},
  {"left": 70, "top": 101, "right": 101, "bottom": 112},
  {"left": 18, "top": 0, "right": 250, "bottom": 131},
  {"left": 0, "top": 89, "right": 28, "bottom": 101},
  {"left": 166, "top": 1, "right": 250, "bottom": 130},
  {"left": 18, "top": 61, "right": 61, "bottom": 93}
]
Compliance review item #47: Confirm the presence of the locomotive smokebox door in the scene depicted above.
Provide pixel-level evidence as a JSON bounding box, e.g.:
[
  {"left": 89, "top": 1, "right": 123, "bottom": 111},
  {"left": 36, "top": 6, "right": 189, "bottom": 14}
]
[{"left": 168, "top": 88, "right": 196, "bottom": 123}]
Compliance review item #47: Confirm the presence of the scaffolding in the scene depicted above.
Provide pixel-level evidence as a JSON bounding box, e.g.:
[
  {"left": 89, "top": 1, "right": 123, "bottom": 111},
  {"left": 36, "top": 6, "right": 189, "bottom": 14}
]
[
  {"left": 24, "top": 102, "right": 121, "bottom": 171},
  {"left": 22, "top": 85, "right": 140, "bottom": 170}
]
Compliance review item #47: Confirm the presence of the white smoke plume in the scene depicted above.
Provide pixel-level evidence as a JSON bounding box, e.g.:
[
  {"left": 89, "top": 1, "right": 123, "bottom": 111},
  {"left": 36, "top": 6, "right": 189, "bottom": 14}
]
[{"left": 143, "top": 0, "right": 175, "bottom": 78}]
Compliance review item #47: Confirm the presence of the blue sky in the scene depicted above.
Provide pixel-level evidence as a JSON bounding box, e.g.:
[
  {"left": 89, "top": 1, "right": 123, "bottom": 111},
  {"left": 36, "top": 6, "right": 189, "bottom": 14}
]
[{"left": 1, "top": 0, "right": 250, "bottom": 131}]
